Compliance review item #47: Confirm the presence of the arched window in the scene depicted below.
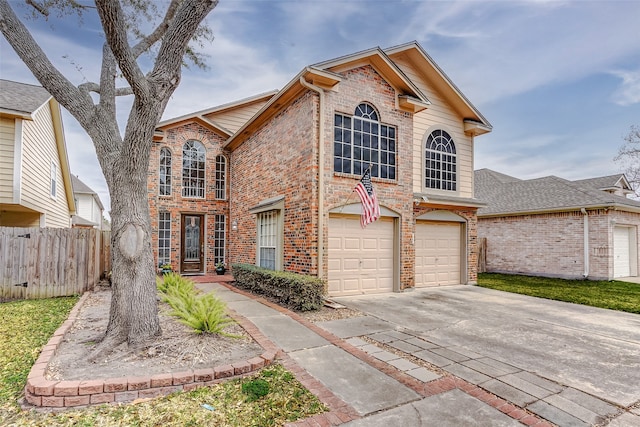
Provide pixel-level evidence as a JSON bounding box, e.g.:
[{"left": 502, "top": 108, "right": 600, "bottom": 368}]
[
  {"left": 334, "top": 102, "right": 396, "bottom": 179},
  {"left": 159, "top": 148, "right": 172, "bottom": 196},
  {"left": 215, "top": 155, "right": 227, "bottom": 200},
  {"left": 182, "top": 140, "right": 205, "bottom": 198},
  {"left": 425, "top": 129, "right": 456, "bottom": 191}
]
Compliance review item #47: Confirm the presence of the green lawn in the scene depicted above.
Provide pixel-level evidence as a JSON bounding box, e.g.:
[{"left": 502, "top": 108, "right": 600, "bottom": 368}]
[
  {"left": 478, "top": 273, "right": 640, "bottom": 314},
  {"left": 0, "top": 297, "right": 326, "bottom": 426}
]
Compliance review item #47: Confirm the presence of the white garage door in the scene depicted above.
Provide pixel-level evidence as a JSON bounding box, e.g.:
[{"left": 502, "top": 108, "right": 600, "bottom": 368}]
[
  {"left": 415, "top": 222, "right": 461, "bottom": 286},
  {"left": 614, "top": 226, "right": 631, "bottom": 278},
  {"left": 328, "top": 215, "right": 394, "bottom": 296}
]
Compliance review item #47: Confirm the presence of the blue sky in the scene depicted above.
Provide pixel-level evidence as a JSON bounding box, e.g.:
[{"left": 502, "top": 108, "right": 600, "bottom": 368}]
[{"left": 1, "top": 0, "right": 639, "bottom": 216}]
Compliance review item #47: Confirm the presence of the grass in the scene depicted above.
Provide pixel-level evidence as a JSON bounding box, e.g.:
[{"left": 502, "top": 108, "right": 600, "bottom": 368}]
[
  {"left": 478, "top": 273, "right": 640, "bottom": 314},
  {"left": 0, "top": 296, "right": 327, "bottom": 426}
]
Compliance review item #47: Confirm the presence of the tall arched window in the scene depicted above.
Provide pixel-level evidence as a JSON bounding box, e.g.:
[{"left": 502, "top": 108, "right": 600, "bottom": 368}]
[
  {"left": 182, "top": 140, "right": 205, "bottom": 198},
  {"left": 334, "top": 102, "right": 396, "bottom": 179},
  {"left": 425, "top": 129, "right": 457, "bottom": 191},
  {"left": 159, "top": 147, "right": 172, "bottom": 196},
  {"left": 215, "top": 155, "right": 227, "bottom": 200}
]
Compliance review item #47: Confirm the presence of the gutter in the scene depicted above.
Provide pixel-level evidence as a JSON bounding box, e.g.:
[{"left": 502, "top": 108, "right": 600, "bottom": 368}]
[
  {"left": 581, "top": 208, "right": 589, "bottom": 278},
  {"left": 298, "top": 76, "right": 326, "bottom": 279}
]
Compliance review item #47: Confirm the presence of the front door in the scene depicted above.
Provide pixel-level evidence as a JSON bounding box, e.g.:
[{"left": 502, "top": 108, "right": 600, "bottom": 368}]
[{"left": 181, "top": 214, "right": 204, "bottom": 274}]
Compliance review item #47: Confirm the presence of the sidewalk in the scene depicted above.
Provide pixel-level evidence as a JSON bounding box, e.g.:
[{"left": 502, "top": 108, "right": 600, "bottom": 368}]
[{"left": 195, "top": 281, "right": 556, "bottom": 426}]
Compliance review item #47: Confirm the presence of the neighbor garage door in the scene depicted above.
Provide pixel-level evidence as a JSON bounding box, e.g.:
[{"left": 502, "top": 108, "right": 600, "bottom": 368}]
[
  {"left": 415, "top": 222, "right": 461, "bottom": 286},
  {"left": 614, "top": 226, "right": 631, "bottom": 278},
  {"left": 328, "top": 215, "right": 394, "bottom": 296}
]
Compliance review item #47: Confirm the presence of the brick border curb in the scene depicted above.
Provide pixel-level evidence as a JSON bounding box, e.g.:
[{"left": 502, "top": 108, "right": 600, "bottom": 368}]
[{"left": 22, "top": 290, "right": 279, "bottom": 411}]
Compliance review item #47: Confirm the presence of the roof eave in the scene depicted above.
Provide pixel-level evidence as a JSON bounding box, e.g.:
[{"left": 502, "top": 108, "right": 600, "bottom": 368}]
[{"left": 478, "top": 203, "right": 640, "bottom": 218}]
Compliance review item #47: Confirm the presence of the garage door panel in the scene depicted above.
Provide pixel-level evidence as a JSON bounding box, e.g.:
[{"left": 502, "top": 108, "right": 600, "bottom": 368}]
[
  {"left": 614, "top": 226, "right": 631, "bottom": 278},
  {"left": 415, "top": 222, "right": 462, "bottom": 287},
  {"left": 328, "top": 216, "right": 394, "bottom": 296}
]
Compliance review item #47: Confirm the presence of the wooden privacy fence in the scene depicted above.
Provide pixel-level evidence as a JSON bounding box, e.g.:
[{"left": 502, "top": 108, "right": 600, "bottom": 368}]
[
  {"left": 0, "top": 227, "right": 110, "bottom": 301},
  {"left": 478, "top": 237, "right": 487, "bottom": 274}
]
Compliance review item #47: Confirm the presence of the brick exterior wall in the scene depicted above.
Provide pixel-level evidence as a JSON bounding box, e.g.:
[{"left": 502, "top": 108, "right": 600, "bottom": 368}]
[
  {"left": 147, "top": 64, "right": 482, "bottom": 288},
  {"left": 478, "top": 209, "right": 640, "bottom": 280},
  {"left": 148, "top": 123, "right": 229, "bottom": 274}
]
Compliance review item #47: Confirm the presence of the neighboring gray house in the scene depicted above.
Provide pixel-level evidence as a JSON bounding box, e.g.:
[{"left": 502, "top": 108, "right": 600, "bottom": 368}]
[
  {"left": 475, "top": 169, "right": 640, "bottom": 280},
  {"left": 71, "top": 175, "right": 104, "bottom": 229}
]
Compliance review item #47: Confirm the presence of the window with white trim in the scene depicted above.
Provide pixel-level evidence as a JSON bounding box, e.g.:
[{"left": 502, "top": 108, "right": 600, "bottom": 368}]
[
  {"left": 159, "top": 147, "right": 172, "bottom": 196},
  {"left": 215, "top": 155, "right": 226, "bottom": 200},
  {"left": 334, "top": 103, "right": 396, "bottom": 179},
  {"left": 257, "top": 211, "right": 278, "bottom": 270},
  {"left": 182, "top": 140, "right": 205, "bottom": 198},
  {"left": 214, "top": 214, "right": 226, "bottom": 265},
  {"left": 50, "top": 161, "right": 57, "bottom": 199},
  {"left": 425, "top": 129, "right": 457, "bottom": 191},
  {"left": 158, "top": 212, "right": 171, "bottom": 266}
]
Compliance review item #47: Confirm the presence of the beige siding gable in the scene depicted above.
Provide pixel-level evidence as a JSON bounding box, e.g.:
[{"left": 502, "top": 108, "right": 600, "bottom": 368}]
[
  {"left": 0, "top": 117, "right": 16, "bottom": 202},
  {"left": 392, "top": 56, "right": 475, "bottom": 199},
  {"left": 20, "top": 102, "right": 70, "bottom": 227},
  {"left": 203, "top": 101, "right": 269, "bottom": 134}
]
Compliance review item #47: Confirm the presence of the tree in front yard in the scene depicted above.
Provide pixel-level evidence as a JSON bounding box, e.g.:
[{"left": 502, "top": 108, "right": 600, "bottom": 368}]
[
  {"left": 615, "top": 125, "right": 640, "bottom": 198},
  {"left": 0, "top": 0, "right": 218, "bottom": 359}
]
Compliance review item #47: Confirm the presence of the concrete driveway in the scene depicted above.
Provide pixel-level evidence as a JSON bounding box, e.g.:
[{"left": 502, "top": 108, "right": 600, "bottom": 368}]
[{"left": 330, "top": 285, "right": 640, "bottom": 412}]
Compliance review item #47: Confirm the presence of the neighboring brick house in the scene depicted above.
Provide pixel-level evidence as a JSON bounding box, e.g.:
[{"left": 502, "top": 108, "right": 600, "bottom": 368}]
[
  {"left": 0, "top": 80, "right": 75, "bottom": 227},
  {"left": 475, "top": 169, "right": 640, "bottom": 280},
  {"left": 148, "top": 42, "right": 492, "bottom": 296}
]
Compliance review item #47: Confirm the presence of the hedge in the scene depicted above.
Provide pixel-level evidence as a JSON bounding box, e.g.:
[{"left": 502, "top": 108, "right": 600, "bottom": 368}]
[{"left": 231, "top": 263, "right": 325, "bottom": 311}]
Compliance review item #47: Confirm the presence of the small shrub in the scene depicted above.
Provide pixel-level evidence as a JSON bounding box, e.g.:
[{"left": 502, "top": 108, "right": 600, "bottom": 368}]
[
  {"left": 242, "top": 378, "right": 270, "bottom": 402},
  {"left": 232, "top": 263, "right": 325, "bottom": 311},
  {"left": 156, "top": 274, "right": 237, "bottom": 336}
]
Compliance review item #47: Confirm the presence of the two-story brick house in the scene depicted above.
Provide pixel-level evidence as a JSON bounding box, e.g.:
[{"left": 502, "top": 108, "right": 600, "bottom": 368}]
[{"left": 148, "top": 41, "right": 491, "bottom": 296}]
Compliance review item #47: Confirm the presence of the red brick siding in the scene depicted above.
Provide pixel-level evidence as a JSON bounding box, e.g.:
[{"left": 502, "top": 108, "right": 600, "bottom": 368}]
[
  {"left": 148, "top": 123, "right": 229, "bottom": 273},
  {"left": 229, "top": 92, "right": 318, "bottom": 274}
]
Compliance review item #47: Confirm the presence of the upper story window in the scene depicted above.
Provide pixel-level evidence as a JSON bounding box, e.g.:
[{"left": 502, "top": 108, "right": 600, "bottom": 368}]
[
  {"left": 215, "top": 155, "right": 227, "bottom": 200},
  {"left": 334, "top": 103, "right": 396, "bottom": 180},
  {"left": 182, "top": 140, "right": 205, "bottom": 198},
  {"left": 425, "top": 129, "right": 457, "bottom": 191},
  {"left": 159, "top": 148, "right": 172, "bottom": 196},
  {"left": 50, "top": 161, "right": 57, "bottom": 199}
]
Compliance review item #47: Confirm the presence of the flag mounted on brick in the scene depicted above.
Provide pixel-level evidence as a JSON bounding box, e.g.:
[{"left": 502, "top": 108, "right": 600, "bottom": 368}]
[{"left": 354, "top": 168, "right": 380, "bottom": 228}]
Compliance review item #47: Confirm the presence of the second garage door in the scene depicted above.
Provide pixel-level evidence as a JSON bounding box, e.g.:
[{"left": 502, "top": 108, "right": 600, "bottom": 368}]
[
  {"left": 415, "top": 221, "right": 462, "bottom": 286},
  {"left": 328, "top": 215, "right": 394, "bottom": 296}
]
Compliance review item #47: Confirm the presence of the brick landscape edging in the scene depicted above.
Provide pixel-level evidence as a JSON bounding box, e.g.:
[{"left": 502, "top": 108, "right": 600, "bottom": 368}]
[{"left": 22, "top": 291, "right": 279, "bottom": 410}]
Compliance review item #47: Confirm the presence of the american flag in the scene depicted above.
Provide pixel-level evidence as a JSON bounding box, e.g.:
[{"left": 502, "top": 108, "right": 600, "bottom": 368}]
[{"left": 354, "top": 168, "right": 380, "bottom": 228}]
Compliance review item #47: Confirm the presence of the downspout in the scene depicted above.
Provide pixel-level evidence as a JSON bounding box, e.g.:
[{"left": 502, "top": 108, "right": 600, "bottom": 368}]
[
  {"left": 299, "top": 76, "right": 325, "bottom": 279},
  {"left": 581, "top": 208, "right": 589, "bottom": 278}
]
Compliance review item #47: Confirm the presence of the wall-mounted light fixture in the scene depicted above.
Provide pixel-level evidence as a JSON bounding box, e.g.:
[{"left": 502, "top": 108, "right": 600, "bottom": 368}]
[{"left": 231, "top": 220, "right": 238, "bottom": 231}]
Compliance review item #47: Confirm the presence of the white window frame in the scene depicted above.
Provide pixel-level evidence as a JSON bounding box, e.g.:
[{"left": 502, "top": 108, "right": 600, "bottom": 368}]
[
  {"left": 50, "top": 161, "right": 57, "bottom": 199},
  {"left": 215, "top": 155, "right": 227, "bottom": 200},
  {"left": 250, "top": 196, "right": 285, "bottom": 271},
  {"left": 214, "top": 214, "right": 226, "bottom": 265},
  {"left": 159, "top": 147, "right": 172, "bottom": 196},
  {"left": 182, "top": 140, "right": 206, "bottom": 198},
  {"left": 158, "top": 212, "right": 171, "bottom": 266},
  {"left": 424, "top": 129, "right": 457, "bottom": 192}
]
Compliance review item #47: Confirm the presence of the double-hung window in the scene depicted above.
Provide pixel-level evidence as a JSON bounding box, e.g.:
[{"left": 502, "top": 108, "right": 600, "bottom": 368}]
[
  {"left": 50, "top": 161, "right": 57, "bottom": 199},
  {"left": 424, "top": 129, "right": 457, "bottom": 191},
  {"left": 158, "top": 212, "right": 171, "bottom": 266},
  {"left": 334, "top": 103, "right": 396, "bottom": 179},
  {"left": 215, "top": 155, "right": 226, "bottom": 200},
  {"left": 159, "top": 148, "right": 172, "bottom": 196},
  {"left": 257, "top": 211, "right": 278, "bottom": 270},
  {"left": 214, "top": 214, "right": 226, "bottom": 265},
  {"left": 182, "top": 140, "right": 205, "bottom": 198}
]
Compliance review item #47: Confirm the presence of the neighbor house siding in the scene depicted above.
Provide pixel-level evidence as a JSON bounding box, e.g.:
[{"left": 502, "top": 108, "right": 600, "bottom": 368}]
[
  {"left": 0, "top": 117, "right": 16, "bottom": 202},
  {"left": 478, "top": 211, "right": 616, "bottom": 280},
  {"left": 20, "top": 102, "right": 70, "bottom": 227},
  {"left": 203, "top": 101, "right": 269, "bottom": 134},
  {"left": 230, "top": 91, "right": 318, "bottom": 274},
  {"left": 391, "top": 56, "right": 474, "bottom": 198}
]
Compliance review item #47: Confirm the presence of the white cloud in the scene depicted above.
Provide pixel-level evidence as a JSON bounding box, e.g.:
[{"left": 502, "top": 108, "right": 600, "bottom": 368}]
[{"left": 610, "top": 69, "right": 640, "bottom": 106}]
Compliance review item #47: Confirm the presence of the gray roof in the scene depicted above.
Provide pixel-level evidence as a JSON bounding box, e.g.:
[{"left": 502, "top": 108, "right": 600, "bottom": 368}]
[
  {"left": 475, "top": 168, "right": 640, "bottom": 216},
  {"left": 573, "top": 175, "right": 632, "bottom": 192},
  {"left": 0, "top": 79, "right": 51, "bottom": 116},
  {"left": 71, "top": 175, "right": 105, "bottom": 211}
]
